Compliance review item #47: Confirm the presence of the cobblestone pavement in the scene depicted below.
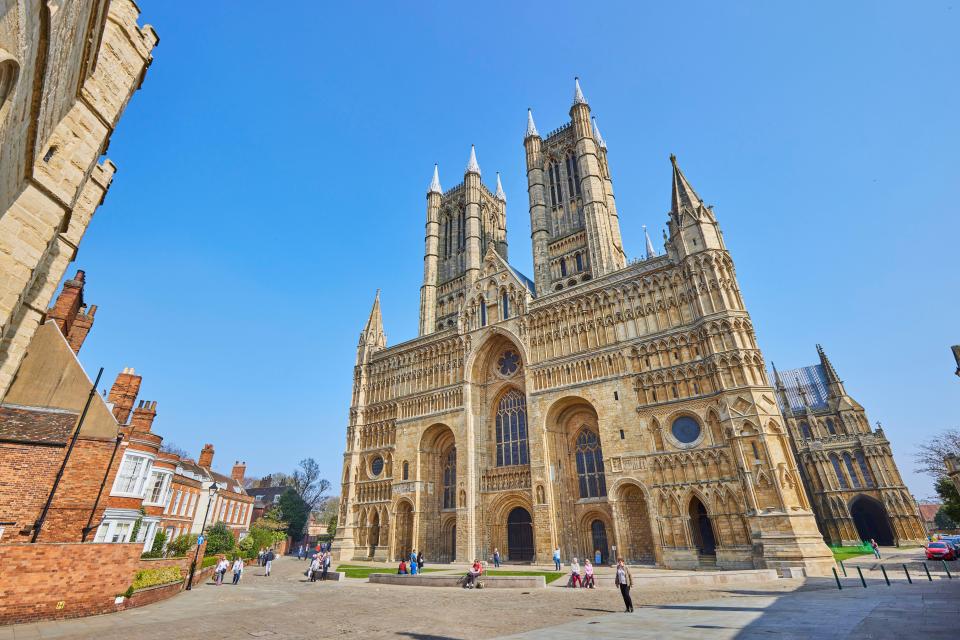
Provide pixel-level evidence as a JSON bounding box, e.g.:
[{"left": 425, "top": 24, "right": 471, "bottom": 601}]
[{"left": 3, "top": 557, "right": 956, "bottom": 639}]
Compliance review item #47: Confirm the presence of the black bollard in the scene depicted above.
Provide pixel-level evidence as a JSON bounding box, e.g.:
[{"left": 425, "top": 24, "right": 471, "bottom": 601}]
[
  {"left": 839, "top": 560, "right": 847, "bottom": 577},
  {"left": 857, "top": 566, "right": 867, "bottom": 588},
  {"left": 923, "top": 562, "right": 932, "bottom": 581},
  {"left": 903, "top": 564, "right": 912, "bottom": 584},
  {"left": 832, "top": 566, "right": 843, "bottom": 590},
  {"left": 943, "top": 561, "right": 952, "bottom": 580},
  {"left": 880, "top": 565, "right": 890, "bottom": 586}
]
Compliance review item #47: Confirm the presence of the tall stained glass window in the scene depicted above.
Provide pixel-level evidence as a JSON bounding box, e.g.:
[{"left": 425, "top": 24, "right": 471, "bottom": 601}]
[
  {"left": 496, "top": 389, "right": 529, "bottom": 466},
  {"left": 576, "top": 430, "right": 607, "bottom": 498},
  {"left": 442, "top": 447, "right": 456, "bottom": 509}
]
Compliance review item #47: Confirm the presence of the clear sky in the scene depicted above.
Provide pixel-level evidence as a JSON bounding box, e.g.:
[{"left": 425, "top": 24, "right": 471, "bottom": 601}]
[{"left": 68, "top": 1, "right": 958, "bottom": 499}]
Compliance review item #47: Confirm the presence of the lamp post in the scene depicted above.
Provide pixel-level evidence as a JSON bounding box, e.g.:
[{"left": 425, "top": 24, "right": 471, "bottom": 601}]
[{"left": 186, "top": 481, "right": 219, "bottom": 591}]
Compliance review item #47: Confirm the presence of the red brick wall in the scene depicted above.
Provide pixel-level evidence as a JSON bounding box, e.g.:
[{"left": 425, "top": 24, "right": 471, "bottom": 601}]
[
  {"left": 0, "top": 542, "right": 142, "bottom": 624},
  {"left": 0, "top": 442, "right": 64, "bottom": 541}
]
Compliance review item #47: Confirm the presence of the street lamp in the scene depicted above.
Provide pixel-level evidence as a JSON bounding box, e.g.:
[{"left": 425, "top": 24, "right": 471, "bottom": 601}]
[{"left": 186, "top": 481, "right": 219, "bottom": 591}]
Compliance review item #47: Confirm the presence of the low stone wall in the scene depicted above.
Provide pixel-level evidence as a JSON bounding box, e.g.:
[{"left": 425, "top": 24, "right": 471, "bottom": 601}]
[
  {"left": 123, "top": 581, "right": 183, "bottom": 609},
  {"left": 582, "top": 568, "right": 780, "bottom": 589},
  {"left": 369, "top": 573, "right": 545, "bottom": 588}
]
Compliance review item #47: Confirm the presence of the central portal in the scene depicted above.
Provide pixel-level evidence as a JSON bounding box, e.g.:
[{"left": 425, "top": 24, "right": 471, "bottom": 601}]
[{"left": 507, "top": 507, "right": 534, "bottom": 561}]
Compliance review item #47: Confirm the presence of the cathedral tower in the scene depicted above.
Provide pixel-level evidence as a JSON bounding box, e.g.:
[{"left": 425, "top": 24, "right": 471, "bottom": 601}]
[
  {"left": 524, "top": 79, "right": 626, "bottom": 295},
  {"left": 418, "top": 148, "right": 507, "bottom": 335}
]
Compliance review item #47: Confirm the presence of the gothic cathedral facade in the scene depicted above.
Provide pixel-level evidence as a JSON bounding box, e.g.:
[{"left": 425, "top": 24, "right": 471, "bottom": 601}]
[{"left": 333, "top": 80, "right": 914, "bottom": 575}]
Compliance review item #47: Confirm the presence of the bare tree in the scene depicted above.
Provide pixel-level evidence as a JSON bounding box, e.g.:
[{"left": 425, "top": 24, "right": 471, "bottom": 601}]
[
  {"left": 290, "top": 458, "right": 330, "bottom": 510},
  {"left": 913, "top": 427, "right": 960, "bottom": 478},
  {"left": 160, "top": 442, "right": 190, "bottom": 458}
]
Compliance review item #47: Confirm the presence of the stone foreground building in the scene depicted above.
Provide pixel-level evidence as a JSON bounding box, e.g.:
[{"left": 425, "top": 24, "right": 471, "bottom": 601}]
[
  {"left": 334, "top": 80, "right": 838, "bottom": 575},
  {"left": 0, "top": 0, "right": 157, "bottom": 398},
  {"left": 773, "top": 348, "right": 925, "bottom": 546}
]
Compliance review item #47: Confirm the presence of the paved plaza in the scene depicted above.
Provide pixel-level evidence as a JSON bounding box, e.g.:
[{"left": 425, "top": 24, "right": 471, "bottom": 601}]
[{"left": 3, "top": 553, "right": 958, "bottom": 640}]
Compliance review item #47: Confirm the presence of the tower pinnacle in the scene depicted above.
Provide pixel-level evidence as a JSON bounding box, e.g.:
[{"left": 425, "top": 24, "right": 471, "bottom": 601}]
[
  {"left": 466, "top": 144, "right": 481, "bottom": 175},
  {"left": 592, "top": 117, "right": 606, "bottom": 149},
  {"left": 363, "top": 289, "right": 383, "bottom": 338},
  {"left": 573, "top": 76, "right": 587, "bottom": 105},
  {"left": 495, "top": 172, "right": 506, "bottom": 201},
  {"left": 643, "top": 225, "right": 656, "bottom": 259},
  {"left": 816, "top": 343, "right": 847, "bottom": 397},
  {"left": 526, "top": 108, "right": 539, "bottom": 139},
  {"left": 428, "top": 163, "right": 442, "bottom": 194},
  {"left": 670, "top": 154, "right": 704, "bottom": 214}
]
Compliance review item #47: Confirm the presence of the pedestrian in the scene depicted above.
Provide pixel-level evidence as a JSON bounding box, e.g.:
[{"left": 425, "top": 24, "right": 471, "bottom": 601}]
[
  {"left": 265, "top": 548, "right": 275, "bottom": 576},
  {"left": 493, "top": 548, "right": 501, "bottom": 568},
  {"left": 409, "top": 551, "right": 418, "bottom": 575},
  {"left": 398, "top": 559, "right": 408, "bottom": 575},
  {"left": 257, "top": 548, "right": 264, "bottom": 566},
  {"left": 321, "top": 552, "right": 331, "bottom": 580},
  {"left": 568, "top": 557, "right": 582, "bottom": 587},
  {"left": 594, "top": 548, "right": 602, "bottom": 565},
  {"left": 298, "top": 545, "right": 304, "bottom": 561},
  {"left": 553, "top": 547, "right": 561, "bottom": 571},
  {"left": 232, "top": 557, "right": 244, "bottom": 585},
  {"left": 614, "top": 557, "right": 633, "bottom": 612},
  {"left": 582, "top": 559, "right": 595, "bottom": 588},
  {"left": 417, "top": 550, "right": 424, "bottom": 572},
  {"left": 215, "top": 556, "right": 229, "bottom": 585},
  {"left": 870, "top": 538, "right": 881, "bottom": 559},
  {"left": 309, "top": 555, "right": 321, "bottom": 582}
]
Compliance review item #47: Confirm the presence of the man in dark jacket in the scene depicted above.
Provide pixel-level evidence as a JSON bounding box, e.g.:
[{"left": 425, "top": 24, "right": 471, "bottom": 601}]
[{"left": 265, "top": 549, "right": 275, "bottom": 576}]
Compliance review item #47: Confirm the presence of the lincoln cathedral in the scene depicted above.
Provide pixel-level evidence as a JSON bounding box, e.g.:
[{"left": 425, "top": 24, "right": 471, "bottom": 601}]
[{"left": 333, "top": 80, "right": 924, "bottom": 575}]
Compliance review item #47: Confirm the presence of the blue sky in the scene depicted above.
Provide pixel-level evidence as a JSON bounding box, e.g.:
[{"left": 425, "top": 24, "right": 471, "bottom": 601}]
[{"left": 68, "top": 1, "right": 958, "bottom": 499}]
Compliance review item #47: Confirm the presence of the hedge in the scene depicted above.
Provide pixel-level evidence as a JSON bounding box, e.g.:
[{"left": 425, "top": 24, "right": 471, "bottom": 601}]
[{"left": 132, "top": 566, "right": 184, "bottom": 591}]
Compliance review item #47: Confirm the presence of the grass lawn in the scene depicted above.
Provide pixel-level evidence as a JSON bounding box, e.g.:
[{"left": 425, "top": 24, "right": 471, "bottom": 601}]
[
  {"left": 335, "top": 564, "right": 446, "bottom": 579},
  {"left": 831, "top": 547, "right": 872, "bottom": 562},
  {"left": 484, "top": 569, "right": 565, "bottom": 584}
]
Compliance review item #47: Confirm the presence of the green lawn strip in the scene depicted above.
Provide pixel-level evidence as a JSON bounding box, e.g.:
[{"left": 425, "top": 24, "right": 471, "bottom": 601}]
[
  {"left": 335, "top": 565, "right": 445, "bottom": 579},
  {"left": 829, "top": 545, "right": 873, "bottom": 562},
  {"left": 484, "top": 569, "right": 565, "bottom": 584}
]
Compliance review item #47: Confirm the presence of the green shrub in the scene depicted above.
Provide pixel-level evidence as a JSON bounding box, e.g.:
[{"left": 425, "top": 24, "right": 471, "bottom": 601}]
[
  {"left": 201, "top": 555, "right": 219, "bottom": 568},
  {"left": 166, "top": 533, "right": 197, "bottom": 558},
  {"left": 205, "top": 521, "right": 235, "bottom": 555},
  {"left": 131, "top": 566, "right": 183, "bottom": 591},
  {"left": 141, "top": 530, "right": 167, "bottom": 559}
]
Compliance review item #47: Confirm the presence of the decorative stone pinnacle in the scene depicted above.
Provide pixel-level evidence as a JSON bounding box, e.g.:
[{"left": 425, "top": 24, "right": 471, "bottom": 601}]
[
  {"left": 495, "top": 172, "right": 506, "bottom": 201},
  {"left": 466, "top": 145, "right": 481, "bottom": 175},
  {"left": 643, "top": 224, "right": 656, "bottom": 259},
  {"left": 428, "top": 163, "right": 442, "bottom": 194},
  {"left": 592, "top": 116, "right": 606, "bottom": 149},
  {"left": 573, "top": 77, "right": 587, "bottom": 105},
  {"left": 526, "top": 108, "right": 539, "bottom": 138}
]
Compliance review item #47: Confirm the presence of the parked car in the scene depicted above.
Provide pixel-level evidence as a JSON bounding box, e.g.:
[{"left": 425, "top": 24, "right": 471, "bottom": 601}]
[{"left": 925, "top": 542, "right": 956, "bottom": 561}]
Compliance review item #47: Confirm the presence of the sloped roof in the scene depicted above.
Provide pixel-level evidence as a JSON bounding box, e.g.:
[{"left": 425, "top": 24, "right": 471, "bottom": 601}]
[
  {"left": 918, "top": 503, "right": 941, "bottom": 524},
  {"left": 775, "top": 364, "right": 830, "bottom": 413},
  {"left": 249, "top": 485, "right": 290, "bottom": 507},
  {"left": 0, "top": 403, "right": 78, "bottom": 445}
]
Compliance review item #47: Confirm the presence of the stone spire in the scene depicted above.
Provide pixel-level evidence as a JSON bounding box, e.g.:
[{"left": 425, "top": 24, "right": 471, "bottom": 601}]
[
  {"left": 361, "top": 290, "right": 385, "bottom": 346},
  {"left": 643, "top": 225, "right": 656, "bottom": 259},
  {"left": 591, "top": 117, "right": 606, "bottom": 149},
  {"left": 428, "top": 163, "right": 442, "bottom": 194},
  {"left": 816, "top": 343, "right": 847, "bottom": 397},
  {"left": 525, "top": 108, "right": 539, "bottom": 139},
  {"left": 466, "top": 144, "right": 481, "bottom": 176},
  {"left": 573, "top": 76, "right": 587, "bottom": 105},
  {"left": 495, "top": 172, "right": 506, "bottom": 201},
  {"left": 670, "top": 154, "right": 704, "bottom": 214},
  {"left": 771, "top": 362, "right": 791, "bottom": 415}
]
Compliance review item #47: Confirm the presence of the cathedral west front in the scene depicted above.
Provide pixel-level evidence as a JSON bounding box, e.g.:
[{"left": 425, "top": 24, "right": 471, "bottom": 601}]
[{"left": 332, "top": 80, "right": 923, "bottom": 575}]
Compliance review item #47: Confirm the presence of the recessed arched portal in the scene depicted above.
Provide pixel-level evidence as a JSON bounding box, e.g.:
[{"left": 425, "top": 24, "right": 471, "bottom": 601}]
[
  {"left": 507, "top": 507, "right": 534, "bottom": 561},
  {"left": 394, "top": 500, "right": 413, "bottom": 561},
  {"left": 368, "top": 511, "right": 380, "bottom": 558},
  {"left": 689, "top": 496, "right": 716, "bottom": 556},
  {"left": 850, "top": 495, "right": 894, "bottom": 546},
  {"left": 590, "top": 519, "right": 610, "bottom": 564},
  {"left": 615, "top": 482, "right": 655, "bottom": 563}
]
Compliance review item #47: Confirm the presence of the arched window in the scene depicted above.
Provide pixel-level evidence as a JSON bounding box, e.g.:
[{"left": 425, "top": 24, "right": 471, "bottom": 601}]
[
  {"left": 575, "top": 253, "right": 583, "bottom": 272},
  {"left": 575, "top": 429, "right": 607, "bottom": 498},
  {"left": 830, "top": 454, "right": 849, "bottom": 489},
  {"left": 565, "top": 154, "right": 576, "bottom": 199},
  {"left": 402, "top": 461, "right": 409, "bottom": 481},
  {"left": 571, "top": 153, "right": 581, "bottom": 195},
  {"left": 480, "top": 300, "right": 487, "bottom": 327},
  {"left": 495, "top": 389, "right": 529, "bottom": 466},
  {"left": 442, "top": 447, "right": 456, "bottom": 509},
  {"left": 826, "top": 418, "right": 836, "bottom": 435},
  {"left": 547, "top": 163, "right": 559, "bottom": 207},
  {"left": 843, "top": 452, "right": 861, "bottom": 488},
  {"left": 457, "top": 208, "right": 465, "bottom": 250},
  {"left": 855, "top": 451, "right": 874, "bottom": 487},
  {"left": 799, "top": 421, "right": 812, "bottom": 439},
  {"left": 560, "top": 258, "right": 567, "bottom": 277},
  {"left": 502, "top": 291, "right": 509, "bottom": 320}
]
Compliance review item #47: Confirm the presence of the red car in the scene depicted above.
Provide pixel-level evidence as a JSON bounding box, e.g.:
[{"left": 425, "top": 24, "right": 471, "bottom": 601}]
[{"left": 925, "top": 542, "right": 956, "bottom": 561}]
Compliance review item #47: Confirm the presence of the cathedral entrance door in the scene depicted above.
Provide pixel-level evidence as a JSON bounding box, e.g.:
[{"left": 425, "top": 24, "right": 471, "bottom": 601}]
[
  {"left": 590, "top": 519, "right": 609, "bottom": 564},
  {"left": 850, "top": 495, "right": 894, "bottom": 546},
  {"left": 507, "top": 507, "right": 534, "bottom": 561},
  {"left": 689, "top": 497, "right": 716, "bottom": 555}
]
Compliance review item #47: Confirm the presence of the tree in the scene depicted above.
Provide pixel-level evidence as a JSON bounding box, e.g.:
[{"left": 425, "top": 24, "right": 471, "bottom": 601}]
[
  {"left": 278, "top": 488, "right": 309, "bottom": 540},
  {"left": 935, "top": 508, "right": 957, "bottom": 530},
  {"left": 240, "top": 507, "right": 287, "bottom": 556},
  {"left": 142, "top": 530, "right": 167, "bottom": 559},
  {"left": 205, "top": 521, "right": 235, "bottom": 555},
  {"left": 290, "top": 458, "right": 330, "bottom": 510},
  {"left": 160, "top": 442, "right": 190, "bottom": 458},
  {"left": 914, "top": 428, "right": 960, "bottom": 477},
  {"left": 934, "top": 476, "right": 960, "bottom": 524},
  {"left": 320, "top": 496, "right": 339, "bottom": 536}
]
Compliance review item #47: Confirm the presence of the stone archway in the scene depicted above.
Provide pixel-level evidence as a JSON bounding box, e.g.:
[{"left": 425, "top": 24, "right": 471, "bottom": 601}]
[
  {"left": 689, "top": 495, "right": 716, "bottom": 556},
  {"left": 418, "top": 423, "right": 456, "bottom": 561},
  {"left": 368, "top": 510, "right": 380, "bottom": 558},
  {"left": 850, "top": 495, "right": 894, "bottom": 546},
  {"left": 615, "top": 481, "right": 655, "bottom": 563},
  {"left": 394, "top": 500, "right": 414, "bottom": 561},
  {"left": 507, "top": 506, "right": 534, "bottom": 561}
]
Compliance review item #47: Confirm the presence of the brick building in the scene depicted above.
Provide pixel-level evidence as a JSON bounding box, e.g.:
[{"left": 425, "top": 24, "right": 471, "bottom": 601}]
[
  {"left": 160, "top": 463, "right": 202, "bottom": 542},
  {"left": 188, "top": 445, "right": 254, "bottom": 539}
]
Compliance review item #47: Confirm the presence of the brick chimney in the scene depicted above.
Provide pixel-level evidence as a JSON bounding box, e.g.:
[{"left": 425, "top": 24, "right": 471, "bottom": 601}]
[
  {"left": 231, "top": 460, "right": 246, "bottom": 484},
  {"left": 198, "top": 443, "right": 215, "bottom": 468},
  {"left": 108, "top": 367, "right": 142, "bottom": 424},
  {"left": 65, "top": 304, "right": 96, "bottom": 353},
  {"left": 130, "top": 400, "right": 157, "bottom": 432},
  {"left": 47, "top": 270, "right": 86, "bottom": 340}
]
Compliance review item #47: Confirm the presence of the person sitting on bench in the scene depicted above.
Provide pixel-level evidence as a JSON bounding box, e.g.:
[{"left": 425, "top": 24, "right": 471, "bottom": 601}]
[{"left": 464, "top": 559, "right": 483, "bottom": 587}]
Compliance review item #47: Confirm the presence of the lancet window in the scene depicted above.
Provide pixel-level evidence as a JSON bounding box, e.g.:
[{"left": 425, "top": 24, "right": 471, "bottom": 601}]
[
  {"left": 442, "top": 447, "right": 456, "bottom": 509},
  {"left": 496, "top": 389, "right": 529, "bottom": 467},
  {"left": 575, "top": 429, "right": 606, "bottom": 498}
]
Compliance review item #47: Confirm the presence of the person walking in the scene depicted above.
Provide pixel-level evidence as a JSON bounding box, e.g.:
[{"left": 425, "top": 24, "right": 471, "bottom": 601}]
[
  {"left": 265, "top": 548, "right": 275, "bottom": 576},
  {"left": 614, "top": 558, "right": 634, "bottom": 612},
  {"left": 232, "top": 557, "right": 244, "bottom": 585},
  {"left": 215, "top": 557, "right": 229, "bottom": 585},
  {"left": 568, "top": 557, "right": 582, "bottom": 587},
  {"left": 298, "top": 545, "right": 304, "bottom": 561},
  {"left": 409, "top": 551, "right": 418, "bottom": 575},
  {"left": 417, "top": 550, "right": 424, "bottom": 572},
  {"left": 870, "top": 538, "right": 881, "bottom": 559},
  {"left": 493, "top": 548, "right": 501, "bottom": 568},
  {"left": 309, "top": 555, "right": 321, "bottom": 582},
  {"left": 321, "top": 551, "right": 331, "bottom": 580},
  {"left": 553, "top": 547, "right": 561, "bottom": 571},
  {"left": 257, "top": 549, "right": 264, "bottom": 566}
]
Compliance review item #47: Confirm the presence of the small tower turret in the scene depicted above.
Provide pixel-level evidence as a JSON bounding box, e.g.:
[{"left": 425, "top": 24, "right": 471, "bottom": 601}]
[
  {"left": 666, "top": 154, "right": 726, "bottom": 259},
  {"left": 464, "top": 145, "right": 483, "bottom": 286},
  {"left": 357, "top": 290, "right": 386, "bottom": 366},
  {"left": 419, "top": 165, "right": 442, "bottom": 335},
  {"left": 816, "top": 344, "right": 848, "bottom": 398},
  {"left": 524, "top": 109, "right": 551, "bottom": 295}
]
